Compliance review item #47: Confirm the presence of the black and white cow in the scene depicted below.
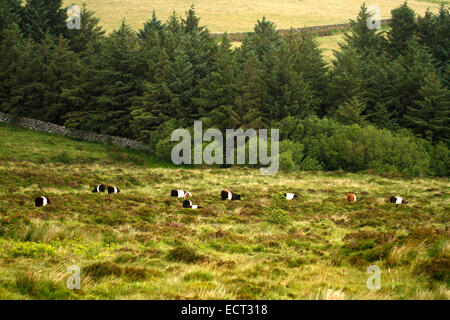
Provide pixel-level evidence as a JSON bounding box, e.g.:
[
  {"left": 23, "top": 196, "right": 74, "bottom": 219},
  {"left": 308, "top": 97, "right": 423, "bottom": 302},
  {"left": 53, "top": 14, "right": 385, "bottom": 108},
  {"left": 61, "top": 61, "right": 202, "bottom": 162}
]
[
  {"left": 171, "top": 190, "right": 192, "bottom": 198},
  {"left": 221, "top": 190, "right": 241, "bottom": 201},
  {"left": 108, "top": 186, "right": 120, "bottom": 194},
  {"left": 92, "top": 184, "right": 106, "bottom": 193},
  {"left": 390, "top": 196, "right": 408, "bottom": 204},
  {"left": 35, "top": 196, "right": 50, "bottom": 207},
  {"left": 182, "top": 200, "right": 202, "bottom": 209},
  {"left": 284, "top": 193, "right": 297, "bottom": 200}
]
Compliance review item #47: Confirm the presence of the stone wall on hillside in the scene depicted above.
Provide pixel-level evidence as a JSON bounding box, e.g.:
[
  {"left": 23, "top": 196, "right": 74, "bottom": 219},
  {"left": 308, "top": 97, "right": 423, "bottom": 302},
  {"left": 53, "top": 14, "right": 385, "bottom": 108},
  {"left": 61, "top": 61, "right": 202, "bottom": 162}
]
[
  {"left": 0, "top": 112, "right": 153, "bottom": 153},
  {"left": 211, "top": 19, "right": 392, "bottom": 41}
]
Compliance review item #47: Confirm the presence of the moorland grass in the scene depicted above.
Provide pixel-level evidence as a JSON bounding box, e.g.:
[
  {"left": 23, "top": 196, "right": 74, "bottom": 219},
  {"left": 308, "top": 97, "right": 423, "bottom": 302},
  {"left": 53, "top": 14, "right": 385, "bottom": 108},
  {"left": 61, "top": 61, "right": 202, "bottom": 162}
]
[
  {"left": 0, "top": 122, "right": 448, "bottom": 299},
  {"left": 62, "top": 0, "right": 442, "bottom": 33}
]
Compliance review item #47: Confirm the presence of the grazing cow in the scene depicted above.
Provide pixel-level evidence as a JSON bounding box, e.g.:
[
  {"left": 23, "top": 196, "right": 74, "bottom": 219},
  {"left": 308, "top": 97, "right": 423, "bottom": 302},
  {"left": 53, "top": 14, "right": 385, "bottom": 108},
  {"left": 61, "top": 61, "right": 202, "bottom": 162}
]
[
  {"left": 182, "top": 200, "right": 203, "bottom": 209},
  {"left": 108, "top": 186, "right": 120, "bottom": 194},
  {"left": 92, "top": 184, "right": 106, "bottom": 193},
  {"left": 221, "top": 190, "right": 241, "bottom": 201},
  {"left": 347, "top": 193, "right": 357, "bottom": 202},
  {"left": 284, "top": 193, "right": 297, "bottom": 200},
  {"left": 390, "top": 196, "right": 408, "bottom": 204},
  {"left": 171, "top": 190, "right": 192, "bottom": 198},
  {"left": 35, "top": 196, "right": 50, "bottom": 207}
]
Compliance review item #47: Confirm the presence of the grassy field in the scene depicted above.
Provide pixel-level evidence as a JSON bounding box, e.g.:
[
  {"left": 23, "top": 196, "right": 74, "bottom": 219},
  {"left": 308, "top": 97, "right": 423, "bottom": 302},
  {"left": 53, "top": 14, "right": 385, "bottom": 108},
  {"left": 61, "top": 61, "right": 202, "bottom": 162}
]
[
  {"left": 62, "top": 0, "right": 442, "bottom": 33},
  {"left": 0, "top": 122, "right": 448, "bottom": 300}
]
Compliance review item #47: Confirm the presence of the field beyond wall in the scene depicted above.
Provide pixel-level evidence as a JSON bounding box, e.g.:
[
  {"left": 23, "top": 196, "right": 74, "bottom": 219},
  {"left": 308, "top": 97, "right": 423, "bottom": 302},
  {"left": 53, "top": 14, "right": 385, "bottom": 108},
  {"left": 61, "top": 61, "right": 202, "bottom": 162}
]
[
  {"left": 0, "top": 123, "right": 448, "bottom": 299},
  {"left": 62, "top": 0, "right": 443, "bottom": 33}
]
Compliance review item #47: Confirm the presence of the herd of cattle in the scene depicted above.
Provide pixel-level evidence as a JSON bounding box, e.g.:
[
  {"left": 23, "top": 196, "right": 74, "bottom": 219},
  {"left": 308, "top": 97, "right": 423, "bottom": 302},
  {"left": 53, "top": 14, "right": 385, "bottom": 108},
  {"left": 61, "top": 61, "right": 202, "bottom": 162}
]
[{"left": 33, "top": 185, "right": 408, "bottom": 208}]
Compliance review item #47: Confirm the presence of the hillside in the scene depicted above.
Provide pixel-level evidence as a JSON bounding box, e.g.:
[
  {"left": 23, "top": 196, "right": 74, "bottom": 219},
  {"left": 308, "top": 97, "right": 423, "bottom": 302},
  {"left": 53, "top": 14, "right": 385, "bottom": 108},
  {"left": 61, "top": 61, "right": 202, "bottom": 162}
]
[
  {"left": 62, "top": 0, "right": 442, "bottom": 33},
  {"left": 0, "top": 122, "right": 448, "bottom": 299}
]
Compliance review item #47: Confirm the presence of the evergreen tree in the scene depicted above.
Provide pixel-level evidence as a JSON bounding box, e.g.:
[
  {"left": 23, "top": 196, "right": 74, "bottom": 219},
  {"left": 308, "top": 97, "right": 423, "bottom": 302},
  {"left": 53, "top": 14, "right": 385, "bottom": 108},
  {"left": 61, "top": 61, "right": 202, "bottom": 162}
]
[
  {"left": 22, "top": 0, "right": 67, "bottom": 42},
  {"left": 65, "top": 4, "right": 105, "bottom": 54},
  {"left": 138, "top": 10, "right": 166, "bottom": 41},
  {"left": 260, "top": 43, "right": 319, "bottom": 120},
  {"left": 394, "top": 39, "right": 437, "bottom": 128},
  {"left": 388, "top": 1, "right": 417, "bottom": 57},
  {"left": 340, "top": 3, "right": 386, "bottom": 56},
  {"left": 405, "top": 72, "right": 450, "bottom": 143},
  {"left": 285, "top": 31, "right": 329, "bottom": 115},
  {"left": 416, "top": 5, "right": 450, "bottom": 85},
  {"left": 131, "top": 47, "right": 196, "bottom": 139},
  {"left": 194, "top": 35, "right": 239, "bottom": 118},
  {"left": 334, "top": 97, "right": 368, "bottom": 126},
  {"left": 182, "top": 5, "right": 202, "bottom": 34},
  {"left": 2, "top": 35, "right": 78, "bottom": 123},
  {"left": 327, "top": 47, "right": 365, "bottom": 112},
  {"left": 0, "top": 0, "right": 23, "bottom": 41},
  {"left": 240, "top": 17, "right": 282, "bottom": 63},
  {"left": 0, "top": 22, "right": 23, "bottom": 110},
  {"left": 65, "top": 20, "right": 143, "bottom": 137}
]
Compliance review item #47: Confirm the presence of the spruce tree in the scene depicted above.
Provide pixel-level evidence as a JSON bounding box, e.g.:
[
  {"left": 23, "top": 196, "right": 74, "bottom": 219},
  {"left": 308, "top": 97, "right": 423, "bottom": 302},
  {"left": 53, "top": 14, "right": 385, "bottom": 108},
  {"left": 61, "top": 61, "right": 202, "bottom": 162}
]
[
  {"left": 22, "top": 0, "right": 67, "bottom": 42},
  {"left": 405, "top": 72, "right": 450, "bottom": 143},
  {"left": 0, "top": 22, "right": 22, "bottom": 111},
  {"left": 65, "top": 4, "right": 105, "bottom": 54},
  {"left": 334, "top": 97, "right": 368, "bottom": 126},
  {"left": 388, "top": 1, "right": 417, "bottom": 57},
  {"left": 3, "top": 35, "right": 78, "bottom": 123},
  {"left": 194, "top": 35, "right": 238, "bottom": 118},
  {"left": 0, "top": 0, "right": 22, "bottom": 41},
  {"left": 65, "top": 20, "right": 143, "bottom": 137},
  {"left": 138, "top": 10, "right": 166, "bottom": 41},
  {"left": 340, "top": 3, "right": 386, "bottom": 56},
  {"left": 285, "top": 31, "right": 329, "bottom": 115}
]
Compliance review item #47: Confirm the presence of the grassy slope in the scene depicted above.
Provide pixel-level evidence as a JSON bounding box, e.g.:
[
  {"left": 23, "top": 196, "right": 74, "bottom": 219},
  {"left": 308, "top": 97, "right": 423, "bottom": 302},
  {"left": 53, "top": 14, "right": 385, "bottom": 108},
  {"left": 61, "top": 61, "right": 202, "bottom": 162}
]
[
  {"left": 64, "top": 0, "right": 441, "bottom": 33},
  {"left": 0, "top": 122, "right": 448, "bottom": 299}
]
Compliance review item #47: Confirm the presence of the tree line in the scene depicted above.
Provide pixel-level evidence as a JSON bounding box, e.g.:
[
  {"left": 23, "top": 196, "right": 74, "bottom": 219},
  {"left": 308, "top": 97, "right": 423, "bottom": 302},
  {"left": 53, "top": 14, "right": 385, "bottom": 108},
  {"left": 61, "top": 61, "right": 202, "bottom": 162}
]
[{"left": 0, "top": 1, "right": 448, "bottom": 176}]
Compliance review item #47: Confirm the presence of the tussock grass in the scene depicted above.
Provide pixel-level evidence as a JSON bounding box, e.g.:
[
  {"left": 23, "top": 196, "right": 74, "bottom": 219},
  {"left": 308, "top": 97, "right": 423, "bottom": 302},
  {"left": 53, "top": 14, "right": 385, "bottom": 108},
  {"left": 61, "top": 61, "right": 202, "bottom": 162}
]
[{"left": 0, "top": 123, "right": 448, "bottom": 299}]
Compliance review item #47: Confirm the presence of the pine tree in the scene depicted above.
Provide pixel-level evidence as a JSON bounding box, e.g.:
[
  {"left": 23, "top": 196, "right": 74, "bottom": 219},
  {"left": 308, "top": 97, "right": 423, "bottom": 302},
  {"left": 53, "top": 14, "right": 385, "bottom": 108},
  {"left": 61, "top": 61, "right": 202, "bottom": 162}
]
[
  {"left": 261, "top": 43, "right": 319, "bottom": 120},
  {"left": 416, "top": 5, "right": 450, "bottom": 85},
  {"left": 2, "top": 34, "right": 78, "bottom": 123},
  {"left": 334, "top": 97, "right": 368, "bottom": 126},
  {"left": 394, "top": 38, "right": 437, "bottom": 128},
  {"left": 327, "top": 47, "right": 365, "bottom": 112},
  {"left": 0, "top": 21, "right": 22, "bottom": 111},
  {"left": 0, "top": 0, "right": 22, "bottom": 41},
  {"left": 131, "top": 47, "right": 196, "bottom": 139},
  {"left": 388, "top": 1, "right": 417, "bottom": 57},
  {"left": 240, "top": 16, "right": 282, "bottom": 63},
  {"left": 340, "top": 3, "right": 386, "bottom": 56},
  {"left": 65, "top": 20, "right": 143, "bottom": 137},
  {"left": 182, "top": 5, "right": 203, "bottom": 34},
  {"left": 65, "top": 4, "right": 105, "bottom": 54},
  {"left": 285, "top": 30, "right": 329, "bottom": 115},
  {"left": 405, "top": 72, "right": 450, "bottom": 143},
  {"left": 138, "top": 10, "right": 166, "bottom": 41},
  {"left": 194, "top": 35, "right": 239, "bottom": 118},
  {"left": 22, "top": 0, "right": 67, "bottom": 42}
]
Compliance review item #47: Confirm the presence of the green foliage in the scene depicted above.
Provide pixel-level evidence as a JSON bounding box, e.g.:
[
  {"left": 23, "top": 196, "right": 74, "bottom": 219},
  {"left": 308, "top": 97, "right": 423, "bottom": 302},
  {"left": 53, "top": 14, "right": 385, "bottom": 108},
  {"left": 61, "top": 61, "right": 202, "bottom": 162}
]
[
  {"left": 0, "top": 3, "right": 448, "bottom": 177},
  {"left": 405, "top": 72, "right": 450, "bottom": 143},
  {"left": 21, "top": 0, "right": 67, "bottom": 42},
  {"left": 334, "top": 97, "right": 368, "bottom": 126},
  {"left": 11, "top": 242, "right": 55, "bottom": 257},
  {"left": 388, "top": 2, "right": 417, "bottom": 56}
]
